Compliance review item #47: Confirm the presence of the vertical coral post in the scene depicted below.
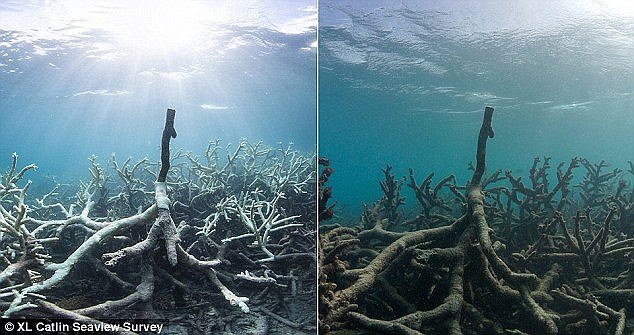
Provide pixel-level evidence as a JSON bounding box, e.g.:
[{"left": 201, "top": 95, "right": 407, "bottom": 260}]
[
  {"left": 155, "top": 108, "right": 179, "bottom": 266},
  {"left": 158, "top": 109, "right": 177, "bottom": 183},
  {"left": 471, "top": 106, "right": 495, "bottom": 186}
]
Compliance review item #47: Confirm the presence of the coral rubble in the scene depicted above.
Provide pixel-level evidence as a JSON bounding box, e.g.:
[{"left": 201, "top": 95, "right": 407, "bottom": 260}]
[
  {"left": 319, "top": 107, "right": 633, "bottom": 335},
  {"left": 1, "top": 110, "right": 316, "bottom": 333}
]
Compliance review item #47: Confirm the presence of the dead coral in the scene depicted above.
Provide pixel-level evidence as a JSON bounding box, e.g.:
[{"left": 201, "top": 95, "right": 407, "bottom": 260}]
[
  {"left": 318, "top": 157, "right": 335, "bottom": 222},
  {"left": 319, "top": 106, "right": 633, "bottom": 335},
  {"left": 1, "top": 109, "right": 317, "bottom": 333}
]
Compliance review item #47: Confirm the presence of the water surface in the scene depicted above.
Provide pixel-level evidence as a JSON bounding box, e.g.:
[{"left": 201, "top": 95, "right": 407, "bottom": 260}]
[
  {"left": 319, "top": 0, "right": 633, "bottom": 217},
  {"left": 1, "top": 0, "right": 316, "bottom": 187}
]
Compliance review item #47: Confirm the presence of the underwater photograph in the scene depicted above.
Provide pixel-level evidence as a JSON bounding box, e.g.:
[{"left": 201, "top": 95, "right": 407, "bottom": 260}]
[
  {"left": 1, "top": 1, "right": 316, "bottom": 334},
  {"left": 318, "top": 1, "right": 633, "bottom": 335}
]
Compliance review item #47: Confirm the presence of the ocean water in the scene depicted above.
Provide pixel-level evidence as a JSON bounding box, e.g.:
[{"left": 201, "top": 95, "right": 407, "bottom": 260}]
[
  {"left": 319, "top": 0, "right": 634, "bottom": 218},
  {"left": 0, "top": 1, "right": 317, "bottom": 331},
  {"left": 0, "top": 0, "right": 316, "bottom": 187}
]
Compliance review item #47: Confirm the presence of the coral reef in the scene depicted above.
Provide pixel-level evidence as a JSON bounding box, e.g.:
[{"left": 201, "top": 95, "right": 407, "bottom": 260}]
[
  {"left": 318, "top": 157, "right": 335, "bottom": 222},
  {"left": 319, "top": 107, "right": 633, "bottom": 335},
  {"left": 1, "top": 110, "right": 316, "bottom": 334}
]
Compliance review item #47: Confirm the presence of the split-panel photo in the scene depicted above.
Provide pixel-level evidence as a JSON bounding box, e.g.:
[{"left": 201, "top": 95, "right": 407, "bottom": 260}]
[{"left": 1, "top": 1, "right": 633, "bottom": 334}]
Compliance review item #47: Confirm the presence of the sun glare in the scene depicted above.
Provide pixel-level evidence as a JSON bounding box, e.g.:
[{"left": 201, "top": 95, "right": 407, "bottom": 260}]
[
  {"left": 115, "top": 0, "right": 207, "bottom": 55},
  {"left": 592, "top": 0, "right": 634, "bottom": 15}
]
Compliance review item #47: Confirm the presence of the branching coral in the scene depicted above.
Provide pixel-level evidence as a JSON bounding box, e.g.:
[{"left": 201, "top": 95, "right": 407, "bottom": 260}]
[
  {"left": 358, "top": 165, "right": 406, "bottom": 233},
  {"left": 319, "top": 106, "right": 633, "bottom": 335},
  {"left": 405, "top": 169, "right": 457, "bottom": 229},
  {"left": 1, "top": 109, "right": 316, "bottom": 333},
  {"left": 318, "top": 157, "right": 335, "bottom": 221},
  {"left": 219, "top": 190, "right": 303, "bottom": 262},
  {"left": 376, "top": 165, "right": 406, "bottom": 228}
]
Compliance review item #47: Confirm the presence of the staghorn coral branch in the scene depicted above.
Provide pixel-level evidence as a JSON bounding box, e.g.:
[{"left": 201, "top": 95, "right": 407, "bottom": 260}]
[
  {"left": 220, "top": 190, "right": 302, "bottom": 261},
  {"left": 10, "top": 205, "right": 157, "bottom": 303},
  {"left": 2, "top": 111, "right": 315, "bottom": 327}
]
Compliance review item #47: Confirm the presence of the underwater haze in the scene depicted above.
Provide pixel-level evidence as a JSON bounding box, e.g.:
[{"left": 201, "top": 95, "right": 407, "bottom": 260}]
[
  {"left": 319, "top": 0, "right": 634, "bottom": 218},
  {"left": 1, "top": 0, "right": 316, "bottom": 185}
]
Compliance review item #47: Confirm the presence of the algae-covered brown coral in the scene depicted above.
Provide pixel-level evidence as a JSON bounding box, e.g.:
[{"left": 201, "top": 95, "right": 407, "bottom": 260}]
[{"left": 319, "top": 107, "right": 632, "bottom": 335}]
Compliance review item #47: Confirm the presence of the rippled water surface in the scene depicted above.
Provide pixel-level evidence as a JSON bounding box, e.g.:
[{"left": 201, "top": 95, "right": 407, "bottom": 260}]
[
  {"left": 1, "top": 0, "right": 316, "bottom": 186},
  {"left": 319, "top": 0, "right": 633, "bottom": 217}
]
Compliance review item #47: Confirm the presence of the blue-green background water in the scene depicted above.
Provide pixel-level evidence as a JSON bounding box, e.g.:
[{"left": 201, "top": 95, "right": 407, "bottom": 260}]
[
  {"left": 319, "top": 0, "right": 633, "bottom": 218},
  {"left": 1, "top": 0, "right": 316, "bottom": 189}
]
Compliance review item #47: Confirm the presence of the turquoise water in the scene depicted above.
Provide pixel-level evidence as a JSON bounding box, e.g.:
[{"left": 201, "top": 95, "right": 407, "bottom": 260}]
[
  {"left": 0, "top": 1, "right": 316, "bottom": 189},
  {"left": 319, "top": 0, "right": 633, "bottom": 217}
]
